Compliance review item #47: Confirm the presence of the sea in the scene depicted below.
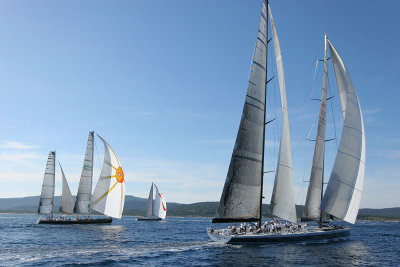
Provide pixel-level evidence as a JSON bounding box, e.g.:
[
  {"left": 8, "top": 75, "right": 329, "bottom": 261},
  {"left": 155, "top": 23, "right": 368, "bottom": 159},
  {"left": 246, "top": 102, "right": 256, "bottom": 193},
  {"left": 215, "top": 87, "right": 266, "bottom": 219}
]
[{"left": 0, "top": 214, "right": 398, "bottom": 266}]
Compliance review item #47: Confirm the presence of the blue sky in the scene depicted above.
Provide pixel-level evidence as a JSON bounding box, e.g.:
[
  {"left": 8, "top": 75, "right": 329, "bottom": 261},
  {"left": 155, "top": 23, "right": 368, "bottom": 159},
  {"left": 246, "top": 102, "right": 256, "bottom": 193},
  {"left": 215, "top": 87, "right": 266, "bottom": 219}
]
[{"left": 0, "top": 0, "right": 398, "bottom": 208}]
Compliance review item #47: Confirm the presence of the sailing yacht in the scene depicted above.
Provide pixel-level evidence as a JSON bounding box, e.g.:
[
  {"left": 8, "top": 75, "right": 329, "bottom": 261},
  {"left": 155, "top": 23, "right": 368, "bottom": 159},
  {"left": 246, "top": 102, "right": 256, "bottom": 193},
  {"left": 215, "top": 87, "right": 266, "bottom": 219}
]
[
  {"left": 137, "top": 183, "right": 167, "bottom": 221},
  {"left": 207, "top": 1, "right": 365, "bottom": 244},
  {"left": 37, "top": 132, "right": 126, "bottom": 224}
]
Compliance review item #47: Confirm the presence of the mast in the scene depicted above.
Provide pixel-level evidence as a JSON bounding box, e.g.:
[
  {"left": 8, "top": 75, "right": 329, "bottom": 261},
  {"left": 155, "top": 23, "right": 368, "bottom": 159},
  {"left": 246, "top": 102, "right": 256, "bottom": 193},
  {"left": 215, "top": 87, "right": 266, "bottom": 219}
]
[
  {"left": 319, "top": 33, "right": 328, "bottom": 227},
  {"left": 259, "top": 0, "right": 269, "bottom": 227}
]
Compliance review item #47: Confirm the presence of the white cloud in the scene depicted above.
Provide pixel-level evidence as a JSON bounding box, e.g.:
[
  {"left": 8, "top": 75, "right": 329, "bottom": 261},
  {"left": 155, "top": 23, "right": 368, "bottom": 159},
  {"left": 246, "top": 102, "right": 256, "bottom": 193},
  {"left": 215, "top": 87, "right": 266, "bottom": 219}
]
[
  {"left": 0, "top": 152, "right": 43, "bottom": 162},
  {"left": 0, "top": 141, "right": 39, "bottom": 150},
  {"left": 381, "top": 149, "right": 400, "bottom": 159}
]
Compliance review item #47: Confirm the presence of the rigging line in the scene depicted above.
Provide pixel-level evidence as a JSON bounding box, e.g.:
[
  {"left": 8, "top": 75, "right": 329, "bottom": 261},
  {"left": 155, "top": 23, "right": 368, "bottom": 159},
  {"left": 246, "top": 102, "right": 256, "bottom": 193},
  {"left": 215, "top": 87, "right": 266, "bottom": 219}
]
[
  {"left": 306, "top": 113, "right": 319, "bottom": 141},
  {"left": 94, "top": 137, "right": 102, "bottom": 171},
  {"left": 327, "top": 72, "right": 339, "bottom": 150},
  {"left": 289, "top": 40, "right": 324, "bottom": 132},
  {"left": 268, "top": 43, "right": 278, "bottom": 174}
]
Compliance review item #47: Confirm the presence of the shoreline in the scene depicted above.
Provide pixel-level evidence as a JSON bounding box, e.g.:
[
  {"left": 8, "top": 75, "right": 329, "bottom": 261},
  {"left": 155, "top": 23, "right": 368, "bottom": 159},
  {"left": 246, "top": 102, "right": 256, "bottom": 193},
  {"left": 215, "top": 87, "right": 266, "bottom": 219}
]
[{"left": 1, "top": 212, "right": 399, "bottom": 222}]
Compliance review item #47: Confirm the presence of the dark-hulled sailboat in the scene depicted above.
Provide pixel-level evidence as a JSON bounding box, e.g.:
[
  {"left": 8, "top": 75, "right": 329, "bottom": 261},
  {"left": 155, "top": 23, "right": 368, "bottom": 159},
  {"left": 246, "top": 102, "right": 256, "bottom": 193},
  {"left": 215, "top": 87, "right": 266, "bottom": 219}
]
[{"left": 207, "top": 1, "right": 365, "bottom": 244}]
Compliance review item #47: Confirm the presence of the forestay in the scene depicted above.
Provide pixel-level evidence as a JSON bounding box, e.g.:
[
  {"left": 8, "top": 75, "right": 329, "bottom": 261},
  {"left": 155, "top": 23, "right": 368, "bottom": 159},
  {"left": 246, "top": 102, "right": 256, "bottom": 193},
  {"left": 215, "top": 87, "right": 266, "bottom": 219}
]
[
  {"left": 59, "top": 163, "right": 74, "bottom": 214},
  {"left": 91, "top": 134, "right": 125, "bottom": 219},
  {"left": 320, "top": 40, "right": 365, "bottom": 224},
  {"left": 268, "top": 5, "right": 297, "bottom": 224},
  {"left": 38, "top": 151, "right": 56, "bottom": 214},
  {"left": 213, "top": 1, "right": 268, "bottom": 223},
  {"left": 303, "top": 34, "right": 328, "bottom": 220},
  {"left": 74, "top": 131, "right": 94, "bottom": 214}
]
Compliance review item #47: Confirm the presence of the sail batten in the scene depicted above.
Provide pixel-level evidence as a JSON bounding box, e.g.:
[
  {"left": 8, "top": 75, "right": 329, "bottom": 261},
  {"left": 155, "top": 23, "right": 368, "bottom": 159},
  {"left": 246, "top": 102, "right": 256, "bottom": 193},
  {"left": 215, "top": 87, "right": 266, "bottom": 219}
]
[
  {"left": 303, "top": 34, "right": 328, "bottom": 221},
  {"left": 213, "top": 1, "right": 268, "bottom": 222},
  {"left": 38, "top": 151, "right": 56, "bottom": 214},
  {"left": 74, "top": 131, "right": 94, "bottom": 214},
  {"left": 320, "top": 40, "right": 365, "bottom": 224},
  {"left": 268, "top": 4, "right": 297, "bottom": 224}
]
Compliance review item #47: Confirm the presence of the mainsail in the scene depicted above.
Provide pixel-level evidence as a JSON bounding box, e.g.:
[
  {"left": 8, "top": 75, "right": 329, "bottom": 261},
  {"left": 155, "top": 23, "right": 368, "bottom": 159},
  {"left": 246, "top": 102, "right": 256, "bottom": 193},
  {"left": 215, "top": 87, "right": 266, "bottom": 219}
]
[
  {"left": 268, "top": 5, "right": 297, "bottom": 224},
  {"left": 153, "top": 184, "right": 167, "bottom": 219},
  {"left": 303, "top": 34, "right": 328, "bottom": 221},
  {"left": 145, "top": 183, "right": 154, "bottom": 217},
  {"left": 320, "top": 40, "right": 365, "bottom": 224},
  {"left": 74, "top": 131, "right": 94, "bottom": 214},
  {"left": 212, "top": 1, "right": 268, "bottom": 223},
  {"left": 38, "top": 151, "right": 56, "bottom": 214},
  {"left": 59, "top": 163, "right": 74, "bottom": 214},
  {"left": 91, "top": 134, "right": 125, "bottom": 219}
]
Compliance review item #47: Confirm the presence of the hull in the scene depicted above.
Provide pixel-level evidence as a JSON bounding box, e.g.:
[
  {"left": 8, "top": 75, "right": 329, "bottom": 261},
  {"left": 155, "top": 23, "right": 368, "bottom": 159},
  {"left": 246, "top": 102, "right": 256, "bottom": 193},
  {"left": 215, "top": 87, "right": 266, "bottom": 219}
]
[
  {"left": 136, "top": 217, "right": 162, "bottom": 221},
  {"left": 208, "top": 227, "right": 350, "bottom": 244},
  {"left": 37, "top": 217, "right": 112, "bottom": 224}
]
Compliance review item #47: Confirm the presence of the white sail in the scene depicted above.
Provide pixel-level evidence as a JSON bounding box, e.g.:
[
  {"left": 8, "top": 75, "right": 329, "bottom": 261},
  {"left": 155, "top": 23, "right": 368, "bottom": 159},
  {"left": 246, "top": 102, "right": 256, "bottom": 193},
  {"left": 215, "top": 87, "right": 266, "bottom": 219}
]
[
  {"left": 268, "top": 5, "right": 297, "bottom": 224},
  {"left": 74, "top": 131, "right": 94, "bottom": 214},
  {"left": 213, "top": 0, "right": 268, "bottom": 222},
  {"left": 153, "top": 184, "right": 167, "bottom": 219},
  {"left": 320, "top": 40, "right": 365, "bottom": 224},
  {"left": 59, "top": 163, "right": 74, "bottom": 214},
  {"left": 303, "top": 34, "right": 328, "bottom": 220},
  {"left": 38, "top": 151, "right": 56, "bottom": 214},
  {"left": 91, "top": 134, "right": 125, "bottom": 219},
  {"left": 145, "top": 183, "right": 154, "bottom": 217}
]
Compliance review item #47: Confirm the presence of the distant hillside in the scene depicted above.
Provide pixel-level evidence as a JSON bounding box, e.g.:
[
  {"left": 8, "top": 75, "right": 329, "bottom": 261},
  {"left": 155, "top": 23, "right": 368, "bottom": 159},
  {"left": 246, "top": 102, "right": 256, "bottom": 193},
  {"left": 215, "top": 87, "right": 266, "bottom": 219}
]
[{"left": 1, "top": 196, "right": 399, "bottom": 220}]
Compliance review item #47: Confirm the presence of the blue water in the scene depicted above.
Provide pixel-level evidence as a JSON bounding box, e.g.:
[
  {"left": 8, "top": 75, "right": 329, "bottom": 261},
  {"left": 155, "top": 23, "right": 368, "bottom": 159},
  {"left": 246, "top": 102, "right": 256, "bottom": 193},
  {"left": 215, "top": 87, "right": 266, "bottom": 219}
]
[{"left": 0, "top": 214, "right": 399, "bottom": 266}]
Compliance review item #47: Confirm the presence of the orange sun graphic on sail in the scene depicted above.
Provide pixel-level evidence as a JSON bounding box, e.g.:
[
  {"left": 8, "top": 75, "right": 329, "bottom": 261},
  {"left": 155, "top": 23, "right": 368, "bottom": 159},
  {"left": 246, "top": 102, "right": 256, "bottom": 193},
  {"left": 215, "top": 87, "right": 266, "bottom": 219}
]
[
  {"left": 93, "top": 159, "right": 125, "bottom": 207},
  {"left": 91, "top": 134, "right": 125, "bottom": 218}
]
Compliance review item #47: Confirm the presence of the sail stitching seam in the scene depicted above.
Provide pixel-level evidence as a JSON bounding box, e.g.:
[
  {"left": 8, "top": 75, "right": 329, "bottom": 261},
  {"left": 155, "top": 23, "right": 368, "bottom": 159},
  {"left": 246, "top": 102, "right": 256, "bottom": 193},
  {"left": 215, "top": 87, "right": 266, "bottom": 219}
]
[
  {"left": 246, "top": 94, "right": 263, "bottom": 104},
  {"left": 337, "top": 150, "right": 365, "bottom": 164},
  {"left": 233, "top": 154, "right": 262, "bottom": 163},
  {"left": 253, "top": 60, "right": 266, "bottom": 71}
]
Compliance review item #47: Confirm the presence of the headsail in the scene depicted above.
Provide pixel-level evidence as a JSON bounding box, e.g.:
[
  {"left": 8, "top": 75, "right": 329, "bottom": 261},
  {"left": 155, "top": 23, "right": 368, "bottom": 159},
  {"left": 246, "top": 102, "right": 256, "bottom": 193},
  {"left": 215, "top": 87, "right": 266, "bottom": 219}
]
[
  {"left": 320, "top": 40, "right": 365, "bottom": 224},
  {"left": 74, "top": 131, "right": 94, "bottom": 214},
  {"left": 268, "top": 5, "right": 297, "bottom": 224},
  {"left": 303, "top": 34, "right": 328, "bottom": 221},
  {"left": 38, "top": 151, "right": 56, "bottom": 214},
  {"left": 153, "top": 184, "right": 167, "bottom": 219},
  {"left": 91, "top": 134, "right": 125, "bottom": 219},
  {"left": 213, "top": 0, "right": 268, "bottom": 223},
  {"left": 145, "top": 183, "right": 154, "bottom": 217},
  {"left": 59, "top": 162, "right": 74, "bottom": 214}
]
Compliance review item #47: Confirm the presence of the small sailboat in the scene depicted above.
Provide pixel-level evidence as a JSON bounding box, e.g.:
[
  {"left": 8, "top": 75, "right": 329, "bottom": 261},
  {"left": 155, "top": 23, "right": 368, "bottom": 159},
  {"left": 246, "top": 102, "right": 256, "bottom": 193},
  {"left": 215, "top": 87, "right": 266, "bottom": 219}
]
[
  {"left": 137, "top": 183, "right": 167, "bottom": 221},
  {"left": 207, "top": 0, "right": 365, "bottom": 244},
  {"left": 37, "top": 132, "right": 126, "bottom": 224}
]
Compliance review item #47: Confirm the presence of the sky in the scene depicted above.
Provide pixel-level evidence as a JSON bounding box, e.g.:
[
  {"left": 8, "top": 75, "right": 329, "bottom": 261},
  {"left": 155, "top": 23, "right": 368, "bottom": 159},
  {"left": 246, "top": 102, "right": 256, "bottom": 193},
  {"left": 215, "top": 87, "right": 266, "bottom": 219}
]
[{"left": 0, "top": 0, "right": 399, "bottom": 209}]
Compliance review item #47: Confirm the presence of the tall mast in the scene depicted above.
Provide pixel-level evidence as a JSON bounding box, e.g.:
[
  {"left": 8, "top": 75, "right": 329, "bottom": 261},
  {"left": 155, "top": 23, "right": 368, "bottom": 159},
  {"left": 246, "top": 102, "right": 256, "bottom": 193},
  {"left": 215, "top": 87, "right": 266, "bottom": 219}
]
[
  {"left": 259, "top": 0, "right": 269, "bottom": 227},
  {"left": 319, "top": 33, "right": 328, "bottom": 227},
  {"left": 88, "top": 131, "right": 94, "bottom": 217}
]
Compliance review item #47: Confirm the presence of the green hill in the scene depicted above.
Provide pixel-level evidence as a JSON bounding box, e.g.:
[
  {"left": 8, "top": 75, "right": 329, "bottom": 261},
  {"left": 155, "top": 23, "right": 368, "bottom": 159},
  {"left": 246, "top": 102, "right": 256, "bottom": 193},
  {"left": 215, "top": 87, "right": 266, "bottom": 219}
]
[{"left": 1, "top": 195, "right": 399, "bottom": 220}]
